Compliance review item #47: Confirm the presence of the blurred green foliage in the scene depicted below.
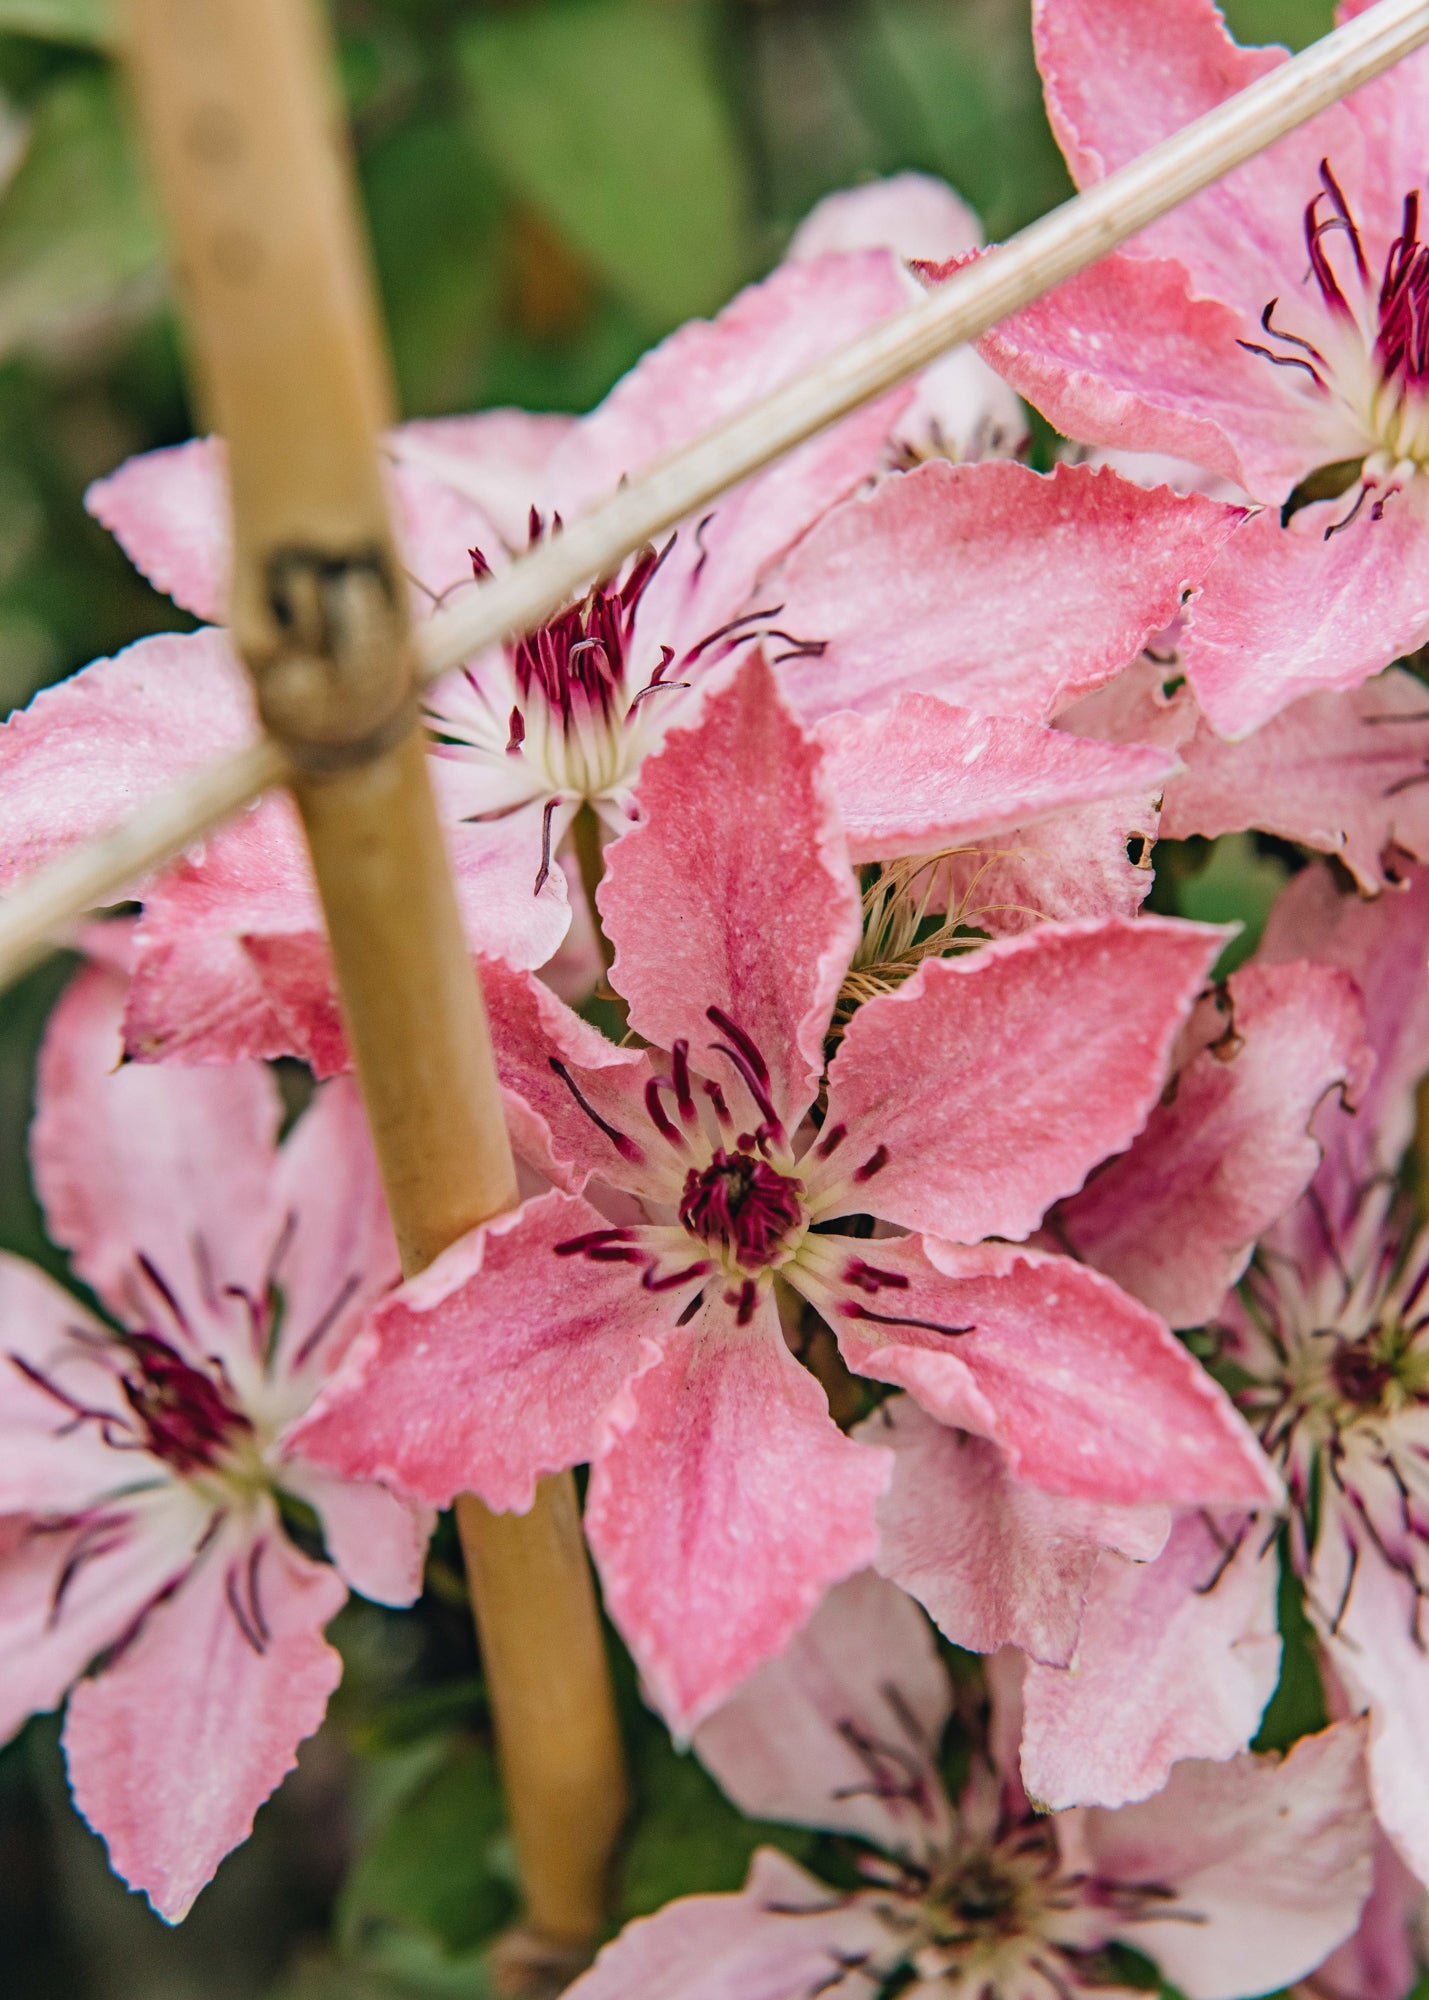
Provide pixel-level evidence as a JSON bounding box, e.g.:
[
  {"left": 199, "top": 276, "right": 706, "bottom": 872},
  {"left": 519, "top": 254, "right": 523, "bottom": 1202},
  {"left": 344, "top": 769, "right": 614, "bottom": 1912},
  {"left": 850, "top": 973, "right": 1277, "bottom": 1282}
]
[{"left": 0, "top": 0, "right": 1382, "bottom": 1994}]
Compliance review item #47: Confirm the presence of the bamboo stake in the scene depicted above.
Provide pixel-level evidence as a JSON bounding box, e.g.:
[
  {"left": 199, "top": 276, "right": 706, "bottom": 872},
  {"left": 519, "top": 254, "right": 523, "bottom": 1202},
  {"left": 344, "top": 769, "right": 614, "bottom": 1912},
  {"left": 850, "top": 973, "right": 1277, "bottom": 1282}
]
[
  {"left": 121, "top": 0, "right": 626, "bottom": 1970},
  {"left": 2, "top": 0, "right": 1426, "bottom": 986}
]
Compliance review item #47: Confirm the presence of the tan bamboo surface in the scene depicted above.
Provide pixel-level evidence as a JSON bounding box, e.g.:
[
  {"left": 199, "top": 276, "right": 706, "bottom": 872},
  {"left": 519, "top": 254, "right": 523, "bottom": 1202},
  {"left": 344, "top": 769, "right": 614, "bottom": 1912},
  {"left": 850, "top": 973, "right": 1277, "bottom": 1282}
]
[
  {"left": 122, "top": 0, "right": 627, "bottom": 1969},
  {"left": 1, "top": 0, "right": 1426, "bottom": 988}
]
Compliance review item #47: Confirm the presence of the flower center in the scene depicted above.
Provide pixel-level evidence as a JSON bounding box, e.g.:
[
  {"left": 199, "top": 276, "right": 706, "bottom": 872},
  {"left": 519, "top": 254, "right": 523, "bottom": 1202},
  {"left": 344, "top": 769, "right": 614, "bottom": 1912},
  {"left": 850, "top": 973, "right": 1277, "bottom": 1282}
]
[
  {"left": 678, "top": 1149, "right": 804, "bottom": 1273},
  {"left": 1243, "top": 161, "right": 1429, "bottom": 510},
  {"left": 1329, "top": 1327, "right": 1401, "bottom": 1411},
  {"left": 120, "top": 1333, "right": 253, "bottom": 1475}
]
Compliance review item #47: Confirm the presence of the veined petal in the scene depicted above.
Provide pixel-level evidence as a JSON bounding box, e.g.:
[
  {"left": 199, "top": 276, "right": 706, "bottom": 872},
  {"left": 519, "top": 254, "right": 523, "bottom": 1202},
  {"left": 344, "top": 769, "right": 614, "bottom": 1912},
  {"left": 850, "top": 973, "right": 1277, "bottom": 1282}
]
[
  {"left": 0, "top": 1256, "right": 139, "bottom": 1513},
  {"left": 564, "top": 1847, "right": 888, "bottom": 2000},
  {"left": 601, "top": 654, "right": 860, "bottom": 1139},
  {"left": 1079, "top": 1722, "right": 1375, "bottom": 2000},
  {"left": 33, "top": 961, "right": 284, "bottom": 1353},
  {"left": 855, "top": 1397, "right": 1168, "bottom": 1668},
  {"left": 585, "top": 1290, "right": 890, "bottom": 1736},
  {"left": 694, "top": 1569, "right": 953, "bottom": 1861},
  {"left": 817, "top": 694, "right": 1176, "bottom": 864},
  {"left": 63, "top": 1510, "right": 346, "bottom": 1922},
  {"left": 287, "top": 1190, "right": 668, "bottom": 1513},
  {"left": 1019, "top": 1511, "right": 1282, "bottom": 1810},
  {"left": 774, "top": 460, "right": 1240, "bottom": 722},
  {"left": 812, "top": 916, "right": 1223, "bottom": 1243},
  {"left": 799, "top": 1235, "right": 1276, "bottom": 1507},
  {"left": 1060, "top": 961, "right": 1369, "bottom": 1327}
]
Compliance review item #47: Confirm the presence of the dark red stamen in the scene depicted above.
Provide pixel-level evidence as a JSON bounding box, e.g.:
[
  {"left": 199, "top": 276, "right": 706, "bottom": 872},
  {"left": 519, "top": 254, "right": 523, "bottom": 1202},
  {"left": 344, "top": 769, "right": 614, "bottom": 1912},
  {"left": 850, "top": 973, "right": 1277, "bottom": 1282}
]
[
  {"left": 680, "top": 1148, "right": 803, "bottom": 1270},
  {"left": 854, "top": 1145, "right": 889, "bottom": 1183},
  {"left": 670, "top": 1040, "right": 696, "bottom": 1124},
  {"left": 555, "top": 1227, "right": 637, "bottom": 1257},
  {"left": 119, "top": 1332, "right": 252, "bottom": 1474},
  {"left": 734, "top": 1279, "right": 758, "bottom": 1326},
  {"left": 841, "top": 1303, "right": 974, "bottom": 1338},
  {"left": 703, "top": 1078, "right": 732, "bottom": 1127},
  {"left": 816, "top": 1122, "right": 846, "bottom": 1159},
  {"left": 548, "top": 1059, "right": 645, "bottom": 1164},
  {"left": 645, "top": 1076, "right": 685, "bottom": 1146},
  {"left": 533, "top": 796, "right": 561, "bottom": 896},
  {"left": 844, "top": 1257, "right": 911, "bottom": 1295},
  {"left": 506, "top": 706, "right": 526, "bottom": 754},
  {"left": 642, "top": 1259, "right": 711, "bottom": 1293}
]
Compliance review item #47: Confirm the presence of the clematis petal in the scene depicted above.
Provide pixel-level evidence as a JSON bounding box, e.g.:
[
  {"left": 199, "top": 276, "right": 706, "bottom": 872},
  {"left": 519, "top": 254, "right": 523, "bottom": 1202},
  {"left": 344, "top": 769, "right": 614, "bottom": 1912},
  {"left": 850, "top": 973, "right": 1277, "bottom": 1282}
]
[
  {"left": 1312, "top": 1515, "right": 1429, "bottom": 1888},
  {"left": 976, "top": 251, "right": 1351, "bottom": 498},
  {"left": 585, "top": 1289, "right": 890, "bottom": 1735},
  {"left": 1033, "top": 0, "right": 1364, "bottom": 333},
  {"left": 86, "top": 437, "right": 231, "bottom": 621},
  {"left": 287, "top": 1190, "right": 667, "bottom": 1513},
  {"left": 774, "top": 460, "right": 1240, "bottom": 722},
  {"left": 1309, "top": 1830, "right": 1424, "bottom": 2000},
  {"left": 816, "top": 694, "right": 1177, "bottom": 864},
  {"left": 1259, "top": 861, "right": 1429, "bottom": 1233},
  {"left": 1078, "top": 1722, "right": 1375, "bottom": 2000},
  {"left": 799, "top": 1236, "right": 1276, "bottom": 1507},
  {"left": 275, "top": 1463, "right": 430, "bottom": 1608},
  {"left": 1060, "top": 960, "right": 1369, "bottom": 1327},
  {"left": 0, "top": 630, "right": 260, "bottom": 895},
  {"left": 32, "top": 961, "right": 284, "bottom": 1348},
  {"left": 390, "top": 408, "right": 576, "bottom": 553},
  {"left": 264, "top": 1076, "right": 400, "bottom": 1390},
  {"left": 1182, "top": 501, "right": 1429, "bottom": 737},
  {"left": 63, "top": 1511, "right": 346, "bottom": 1922},
  {"left": 1161, "top": 668, "right": 1429, "bottom": 893},
  {"left": 0, "top": 1482, "right": 211, "bottom": 1745},
  {"left": 0, "top": 1255, "right": 138, "bottom": 1512},
  {"left": 694, "top": 1569, "right": 953, "bottom": 1860},
  {"left": 929, "top": 788, "right": 1162, "bottom": 937},
  {"left": 811, "top": 915, "right": 1222, "bottom": 1244},
  {"left": 854, "top": 1397, "right": 1168, "bottom": 1667},
  {"left": 1019, "top": 1511, "right": 1282, "bottom": 1810},
  {"left": 564, "top": 1847, "right": 888, "bottom": 2000},
  {"left": 601, "top": 654, "right": 860, "bottom": 1139}
]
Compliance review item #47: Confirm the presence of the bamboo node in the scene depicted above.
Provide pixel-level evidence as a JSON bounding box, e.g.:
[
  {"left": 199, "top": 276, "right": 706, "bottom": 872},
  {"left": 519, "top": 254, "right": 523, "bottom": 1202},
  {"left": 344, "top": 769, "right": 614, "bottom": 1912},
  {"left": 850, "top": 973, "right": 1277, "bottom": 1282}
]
[{"left": 252, "top": 542, "right": 415, "bottom": 766}]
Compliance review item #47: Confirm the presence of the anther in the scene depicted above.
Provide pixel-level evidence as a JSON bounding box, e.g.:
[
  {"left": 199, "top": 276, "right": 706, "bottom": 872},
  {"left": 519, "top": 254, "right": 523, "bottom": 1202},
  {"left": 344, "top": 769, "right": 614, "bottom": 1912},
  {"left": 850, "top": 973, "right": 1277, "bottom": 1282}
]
[
  {"left": 854, "top": 1145, "right": 889, "bottom": 1183},
  {"left": 548, "top": 1059, "right": 645, "bottom": 1164}
]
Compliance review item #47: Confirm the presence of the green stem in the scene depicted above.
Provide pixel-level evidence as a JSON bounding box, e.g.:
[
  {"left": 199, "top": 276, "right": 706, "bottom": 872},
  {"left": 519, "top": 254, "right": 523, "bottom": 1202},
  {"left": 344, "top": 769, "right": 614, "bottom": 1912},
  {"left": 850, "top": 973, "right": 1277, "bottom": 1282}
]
[{"left": 572, "top": 802, "right": 615, "bottom": 974}]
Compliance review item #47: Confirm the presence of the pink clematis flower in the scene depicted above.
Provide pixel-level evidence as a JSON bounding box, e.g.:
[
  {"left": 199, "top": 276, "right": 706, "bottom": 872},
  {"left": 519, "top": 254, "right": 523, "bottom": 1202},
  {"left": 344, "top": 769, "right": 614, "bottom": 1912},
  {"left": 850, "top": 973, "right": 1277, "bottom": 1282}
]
[
  {"left": 0, "top": 188, "right": 1240, "bottom": 1069},
  {"left": 564, "top": 1571, "right": 1377, "bottom": 2000},
  {"left": 0, "top": 949, "right": 424, "bottom": 1920},
  {"left": 972, "top": 0, "right": 1429, "bottom": 736},
  {"left": 291, "top": 654, "right": 1275, "bottom": 1732}
]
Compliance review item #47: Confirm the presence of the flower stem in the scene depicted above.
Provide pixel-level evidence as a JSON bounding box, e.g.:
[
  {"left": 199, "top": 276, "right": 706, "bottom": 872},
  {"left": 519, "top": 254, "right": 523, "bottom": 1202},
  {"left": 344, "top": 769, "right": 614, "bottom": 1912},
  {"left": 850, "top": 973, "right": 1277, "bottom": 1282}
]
[
  {"left": 122, "top": 0, "right": 626, "bottom": 1970},
  {"left": 572, "top": 800, "right": 615, "bottom": 973}
]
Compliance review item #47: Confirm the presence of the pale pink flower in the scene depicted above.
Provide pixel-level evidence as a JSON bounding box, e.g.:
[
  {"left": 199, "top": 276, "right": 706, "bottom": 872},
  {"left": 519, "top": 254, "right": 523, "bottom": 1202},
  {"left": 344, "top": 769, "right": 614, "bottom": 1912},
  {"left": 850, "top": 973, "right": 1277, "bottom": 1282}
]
[
  {"left": 565, "top": 1572, "right": 1377, "bottom": 2000},
  {"left": 0, "top": 950, "right": 424, "bottom": 1920},
  {"left": 290, "top": 654, "right": 1275, "bottom": 1732},
  {"left": 973, "top": 0, "right": 1429, "bottom": 735}
]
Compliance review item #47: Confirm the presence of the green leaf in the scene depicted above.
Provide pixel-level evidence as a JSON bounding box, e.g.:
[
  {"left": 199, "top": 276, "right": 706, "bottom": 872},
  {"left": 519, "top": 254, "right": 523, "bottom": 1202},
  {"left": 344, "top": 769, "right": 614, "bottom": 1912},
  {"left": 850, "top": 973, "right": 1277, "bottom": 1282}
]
[
  {"left": 1222, "top": 0, "right": 1334, "bottom": 51},
  {"left": 1154, "top": 833, "right": 1291, "bottom": 977},
  {"left": 0, "top": 0, "right": 116, "bottom": 47},
  {"left": 1253, "top": 1544, "right": 1329, "bottom": 1754},
  {"left": 0, "top": 71, "right": 161, "bottom": 362},
  {"left": 338, "top": 1738, "right": 515, "bottom": 1961},
  {"left": 459, "top": 0, "right": 750, "bottom": 330}
]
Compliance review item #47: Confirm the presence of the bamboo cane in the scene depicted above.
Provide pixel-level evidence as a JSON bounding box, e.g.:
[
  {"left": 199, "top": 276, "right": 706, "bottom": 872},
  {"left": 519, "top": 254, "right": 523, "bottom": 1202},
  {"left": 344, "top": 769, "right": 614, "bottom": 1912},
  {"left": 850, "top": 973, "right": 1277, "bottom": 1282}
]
[
  {"left": 121, "top": 0, "right": 626, "bottom": 1972},
  {"left": 2, "top": 0, "right": 1427, "bottom": 986}
]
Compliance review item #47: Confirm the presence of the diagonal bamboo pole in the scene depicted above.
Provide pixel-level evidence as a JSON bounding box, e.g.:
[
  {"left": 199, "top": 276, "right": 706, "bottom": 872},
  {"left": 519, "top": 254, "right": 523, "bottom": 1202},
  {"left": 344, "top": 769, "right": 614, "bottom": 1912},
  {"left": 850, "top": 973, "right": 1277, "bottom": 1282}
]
[
  {"left": 121, "top": 0, "right": 626, "bottom": 1975},
  {"left": 1, "top": 0, "right": 1427, "bottom": 987}
]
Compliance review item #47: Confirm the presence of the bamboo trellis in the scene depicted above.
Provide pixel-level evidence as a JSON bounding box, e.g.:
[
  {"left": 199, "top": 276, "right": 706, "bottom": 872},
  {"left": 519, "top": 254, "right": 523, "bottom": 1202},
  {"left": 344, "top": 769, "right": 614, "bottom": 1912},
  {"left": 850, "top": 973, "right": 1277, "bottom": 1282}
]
[{"left": 19, "top": 0, "right": 1429, "bottom": 1979}]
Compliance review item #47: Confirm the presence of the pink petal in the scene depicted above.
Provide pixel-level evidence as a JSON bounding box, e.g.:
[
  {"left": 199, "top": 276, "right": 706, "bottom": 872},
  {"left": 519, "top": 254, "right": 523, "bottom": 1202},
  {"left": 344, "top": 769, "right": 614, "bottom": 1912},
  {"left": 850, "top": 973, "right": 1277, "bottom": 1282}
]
[
  {"left": 63, "top": 1513, "right": 346, "bottom": 1921},
  {"left": 0, "top": 630, "right": 259, "bottom": 894},
  {"left": 86, "top": 438, "right": 230, "bottom": 622},
  {"left": 817, "top": 694, "right": 1176, "bottom": 864},
  {"left": 1060, "top": 960, "right": 1370, "bottom": 1326},
  {"left": 276, "top": 1464, "right": 431, "bottom": 1607},
  {"left": 787, "top": 173, "right": 984, "bottom": 264},
  {"left": 773, "top": 460, "right": 1240, "bottom": 723},
  {"left": 585, "top": 1291, "right": 890, "bottom": 1734},
  {"left": 565, "top": 1847, "right": 888, "bottom": 2000},
  {"left": 976, "top": 251, "right": 1350, "bottom": 498},
  {"left": 1078, "top": 1722, "right": 1375, "bottom": 2000},
  {"left": 392, "top": 408, "right": 576, "bottom": 552},
  {"left": 1312, "top": 1516, "right": 1429, "bottom": 1888},
  {"left": 813, "top": 915, "right": 1223, "bottom": 1244},
  {"left": 0, "top": 1483, "right": 211, "bottom": 1744},
  {"left": 288, "top": 1190, "right": 666, "bottom": 1513},
  {"left": 855, "top": 1397, "right": 1168, "bottom": 1667},
  {"left": 1183, "top": 500, "right": 1429, "bottom": 738},
  {"left": 237, "top": 929, "right": 350, "bottom": 1075},
  {"left": 1161, "top": 668, "right": 1429, "bottom": 892},
  {"left": 601, "top": 654, "right": 859, "bottom": 1138},
  {"left": 929, "top": 788, "right": 1162, "bottom": 938},
  {"left": 32, "top": 961, "right": 284, "bottom": 1340},
  {"left": 266, "top": 1076, "right": 401, "bottom": 1387},
  {"left": 1019, "top": 1511, "right": 1282, "bottom": 1810},
  {"left": 805, "top": 1235, "right": 1275, "bottom": 1507},
  {"left": 478, "top": 955, "right": 666, "bottom": 1200},
  {"left": 693, "top": 1569, "right": 953, "bottom": 1859},
  {"left": 1033, "top": 0, "right": 1365, "bottom": 334},
  {"left": 1310, "top": 1831, "right": 1424, "bottom": 2000},
  {"left": 0, "top": 1255, "right": 136, "bottom": 1512},
  {"left": 1259, "top": 862, "right": 1429, "bottom": 1232}
]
